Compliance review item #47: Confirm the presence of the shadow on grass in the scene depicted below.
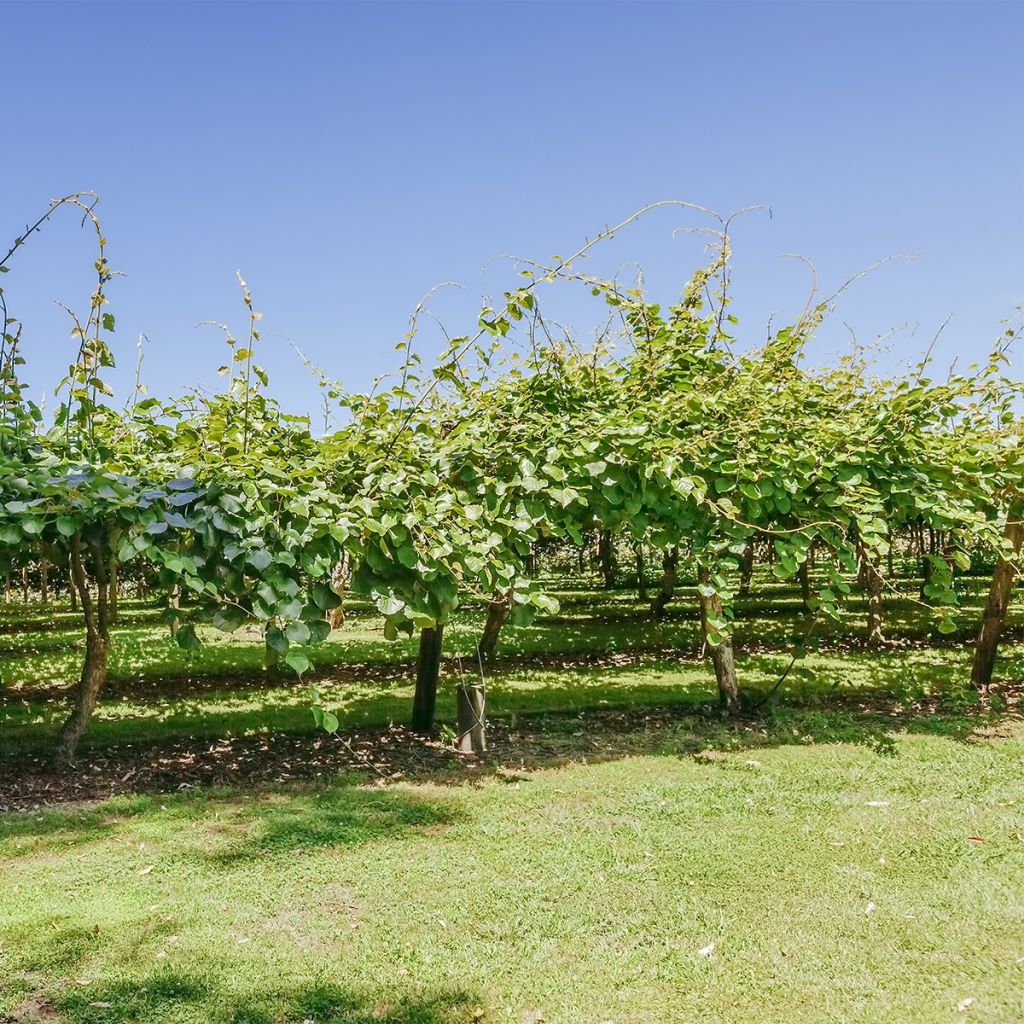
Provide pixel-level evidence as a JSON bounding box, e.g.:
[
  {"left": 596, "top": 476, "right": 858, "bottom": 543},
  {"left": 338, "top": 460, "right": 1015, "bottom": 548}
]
[
  {"left": 3, "top": 677, "right": 1019, "bottom": 823},
  {"left": 475, "top": 683, "right": 1024, "bottom": 775},
  {"left": 7, "top": 971, "right": 477, "bottom": 1023},
  {"left": 0, "top": 775, "right": 463, "bottom": 864},
  {"left": 0, "top": 608, "right": 164, "bottom": 637},
  {"left": 209, "top": 781, "right": 463, "bottom": 864}
]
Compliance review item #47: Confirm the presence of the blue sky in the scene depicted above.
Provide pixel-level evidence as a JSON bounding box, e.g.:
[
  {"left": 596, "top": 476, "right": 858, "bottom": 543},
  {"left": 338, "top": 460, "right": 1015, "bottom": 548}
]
[{"left": 3, "top": 0, "right": 1022, "bottom": 421}]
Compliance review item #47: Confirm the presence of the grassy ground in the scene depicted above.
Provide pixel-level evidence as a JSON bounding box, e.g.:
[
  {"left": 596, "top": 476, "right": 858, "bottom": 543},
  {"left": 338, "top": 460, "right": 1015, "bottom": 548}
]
[
  {"left": 2, "top": 575, "right": 1020, "bottom": 757},
  {"left": 1, "top": 574, "right": 1023, "bottom": 1022},
  {"left": 2, "top": 717, "right": 1023, "bottom": 1023}
]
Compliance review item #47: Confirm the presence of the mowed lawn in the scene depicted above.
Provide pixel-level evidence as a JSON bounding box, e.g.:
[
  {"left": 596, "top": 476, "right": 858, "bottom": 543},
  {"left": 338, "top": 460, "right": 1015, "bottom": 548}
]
[
  {"left": 2, "top": 579, "right": 1023, "bottom": 1023},
  {"left": 1, "top": 715, "right": 1022, "bottom": 1023}
]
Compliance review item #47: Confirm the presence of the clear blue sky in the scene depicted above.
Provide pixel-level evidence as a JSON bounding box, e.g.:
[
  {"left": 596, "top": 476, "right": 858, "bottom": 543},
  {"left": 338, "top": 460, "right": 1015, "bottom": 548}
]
[{"left": 4, "top": 0, "right": 1022, "bottom": 421}]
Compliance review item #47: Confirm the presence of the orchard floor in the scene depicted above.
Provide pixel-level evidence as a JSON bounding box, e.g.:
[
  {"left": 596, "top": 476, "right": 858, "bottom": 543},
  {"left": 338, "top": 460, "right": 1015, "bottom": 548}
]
[
  {"left": 2, "top": 710, "right": 1023, "bottom": 1024},
  {"left": 2, "top": 579, "right": 1024, "bottom": 1023}
]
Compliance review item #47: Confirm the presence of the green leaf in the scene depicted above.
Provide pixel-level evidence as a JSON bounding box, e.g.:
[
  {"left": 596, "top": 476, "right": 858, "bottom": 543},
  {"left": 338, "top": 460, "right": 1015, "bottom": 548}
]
[
  {"left": 212, "top": 606, "right": 246, "bottom": 632},
  {"left": 284, "top": 651, "right": 311, "bottom": 675},
  {"left": 378, "top": 595, "right": 405, "bottom": 617},
  {"left": 285, "top": 621, "right": 311, "bottom": 644},
  {"left": 307, "top": 618, "right": 331, "bottom": 643},
  {"left": 265, "top": 626, "right": 289, "bottom": 653},
  {"left": 175, "top": 624, "right": 202, "bottom": 651},
  {"left": 311, "top": 581, "right": 341, "bottom": 610},
  {"left": 246, "top": 549, "right": 272, "bottom": 572}
]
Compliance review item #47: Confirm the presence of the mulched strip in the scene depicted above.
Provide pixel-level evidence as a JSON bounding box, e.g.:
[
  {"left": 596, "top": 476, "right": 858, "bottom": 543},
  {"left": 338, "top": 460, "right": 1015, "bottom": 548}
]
[
  {"left": 0, "top": 726, "right": 455, "bottom": 813},
  {"left": 2, "top": 687, "right": 1020, "bottom": 814},
  {"left": 0, "top": 703, "right": 704, "bottom": 812}
]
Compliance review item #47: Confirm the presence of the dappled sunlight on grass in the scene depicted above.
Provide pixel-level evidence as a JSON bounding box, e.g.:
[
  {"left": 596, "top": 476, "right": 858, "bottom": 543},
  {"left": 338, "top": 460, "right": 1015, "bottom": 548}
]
[
  {"left": 2, "top": 575, "right": 1018, "bottom": 710},
  {"left": 5, "top": 636, "right": 1019, "bottom": 761},
  {"left": 3, "top": 574, "right": 1023, "bottom": 1021},
  {"left": 2, "top": 724, "right": 1022, "bottom": 1023}
]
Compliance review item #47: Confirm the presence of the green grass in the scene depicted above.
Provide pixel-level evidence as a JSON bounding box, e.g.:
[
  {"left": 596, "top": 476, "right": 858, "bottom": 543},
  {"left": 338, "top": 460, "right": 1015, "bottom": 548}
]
[
  {"left": 2, "top": 717, "right": 1023, "bottom": 1023},
  {"left": 2, "top": 573, "right": 1020, "bottom": 760},
  {"left": 2, "top": 575, "right": 1016, "bottom": 694},
  {"left": 3, "top": 641, "right": 1023, "bottom": 758},
  {"left": 2, "top": 573, "right": 1023, "bottom": 1022}
]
